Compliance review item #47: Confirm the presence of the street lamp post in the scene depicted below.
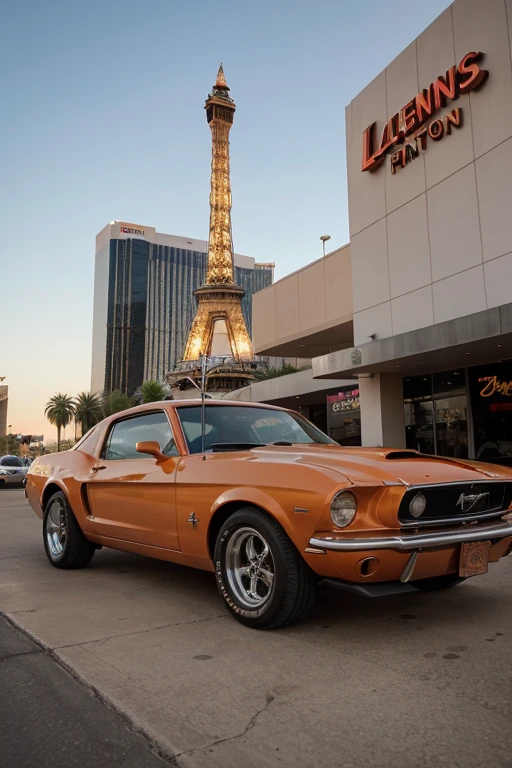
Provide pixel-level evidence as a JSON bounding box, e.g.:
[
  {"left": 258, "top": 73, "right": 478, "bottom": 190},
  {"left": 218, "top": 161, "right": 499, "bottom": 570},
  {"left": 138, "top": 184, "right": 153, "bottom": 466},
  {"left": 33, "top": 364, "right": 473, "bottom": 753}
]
[{"left": 320, "top": 234, "right": 331, "bottom": 257}]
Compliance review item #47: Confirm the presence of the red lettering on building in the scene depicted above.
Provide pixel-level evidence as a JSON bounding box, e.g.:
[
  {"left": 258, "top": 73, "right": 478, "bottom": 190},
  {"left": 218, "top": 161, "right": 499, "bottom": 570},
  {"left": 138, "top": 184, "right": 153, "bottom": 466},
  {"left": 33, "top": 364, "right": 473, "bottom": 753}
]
[{"left": 362, "top": 52, "right": 488, "bottom": 172}]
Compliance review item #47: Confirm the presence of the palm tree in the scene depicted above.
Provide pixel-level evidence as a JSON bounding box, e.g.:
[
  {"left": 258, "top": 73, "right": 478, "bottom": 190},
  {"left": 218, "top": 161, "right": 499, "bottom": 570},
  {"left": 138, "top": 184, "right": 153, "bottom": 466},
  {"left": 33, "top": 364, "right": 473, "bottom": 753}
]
[
  {"left": 103, "top": 390, "right": 133, "bottom": 417},
  {"left": 140, "top": 379, "right": 166, "bottom": 403},
  {"left": 44, "top": 394, "right": 75, "bottom": 452},
  {"left": 75, "top": 392, "right": 103, "bottom": 435}
]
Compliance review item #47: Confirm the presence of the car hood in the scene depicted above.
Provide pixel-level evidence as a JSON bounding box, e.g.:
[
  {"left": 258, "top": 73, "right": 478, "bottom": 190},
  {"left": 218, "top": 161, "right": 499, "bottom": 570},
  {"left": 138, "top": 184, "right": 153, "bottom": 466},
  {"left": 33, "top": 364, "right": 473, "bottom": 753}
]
[{"left": 253, "top": 445, "right": 512, "bottom": 486}]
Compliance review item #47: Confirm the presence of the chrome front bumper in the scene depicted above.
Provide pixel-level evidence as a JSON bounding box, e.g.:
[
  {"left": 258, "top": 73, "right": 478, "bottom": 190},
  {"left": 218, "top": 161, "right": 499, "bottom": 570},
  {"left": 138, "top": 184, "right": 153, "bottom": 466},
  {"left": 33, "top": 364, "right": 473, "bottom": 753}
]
[{"left": 308, "top": 518, "right": 512, "bottom": 553}]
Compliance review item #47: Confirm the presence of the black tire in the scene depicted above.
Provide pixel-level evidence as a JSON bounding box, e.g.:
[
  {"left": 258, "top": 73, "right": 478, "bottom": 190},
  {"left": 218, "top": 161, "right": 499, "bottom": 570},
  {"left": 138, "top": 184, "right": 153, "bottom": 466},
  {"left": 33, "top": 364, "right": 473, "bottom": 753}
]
[
  {"left": 214, "top": 507, "right": 316, "bottom": 630},
  {"left": 43, "top": 491, "right": 95, "bottom": 569},
  {"left": 412, "top": 574, "right": 467, "bottom": 592}
]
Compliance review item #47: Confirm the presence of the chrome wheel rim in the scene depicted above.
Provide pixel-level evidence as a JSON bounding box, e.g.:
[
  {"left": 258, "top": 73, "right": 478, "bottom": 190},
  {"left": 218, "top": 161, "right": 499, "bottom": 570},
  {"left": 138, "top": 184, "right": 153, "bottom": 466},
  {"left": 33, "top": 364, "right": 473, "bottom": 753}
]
[
  {"left": 225, "top": 527, "right": 275, "bottom": 609},
  {"left": 46, "top": 500, "right": 67, "bottom": 559}
]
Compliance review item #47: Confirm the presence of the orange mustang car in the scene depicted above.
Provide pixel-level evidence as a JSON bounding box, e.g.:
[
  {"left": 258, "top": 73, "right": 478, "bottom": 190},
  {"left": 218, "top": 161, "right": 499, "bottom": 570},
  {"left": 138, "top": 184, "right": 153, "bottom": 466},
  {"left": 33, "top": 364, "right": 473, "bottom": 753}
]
[{"left": 26, "top": 400, "right": 512, "bottom": 629}]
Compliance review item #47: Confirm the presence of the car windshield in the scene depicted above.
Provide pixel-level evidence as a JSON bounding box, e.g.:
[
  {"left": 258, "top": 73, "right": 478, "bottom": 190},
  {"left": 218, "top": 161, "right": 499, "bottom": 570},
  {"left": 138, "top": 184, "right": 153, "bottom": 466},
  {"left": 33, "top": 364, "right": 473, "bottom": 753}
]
[
  {"left": 1, "top": 456, "right": 24, "bottom": 467},
  {"left": 177, "top": 405, "right": 337, "bottom": 454}
]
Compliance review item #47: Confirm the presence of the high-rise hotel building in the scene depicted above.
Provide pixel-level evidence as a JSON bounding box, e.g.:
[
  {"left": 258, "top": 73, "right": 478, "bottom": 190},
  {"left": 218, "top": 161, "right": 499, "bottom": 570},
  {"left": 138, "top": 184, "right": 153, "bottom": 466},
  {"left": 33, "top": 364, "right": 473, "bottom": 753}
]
[{"left": 91, "top": 221, "right": 273, "bottom": 396}]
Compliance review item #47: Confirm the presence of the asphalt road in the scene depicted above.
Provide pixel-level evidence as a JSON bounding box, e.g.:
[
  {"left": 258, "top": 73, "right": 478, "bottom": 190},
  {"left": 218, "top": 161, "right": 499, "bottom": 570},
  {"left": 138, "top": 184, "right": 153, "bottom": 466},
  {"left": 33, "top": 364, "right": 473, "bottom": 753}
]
[
  {"left": 1, "top": 488, "right": 512, "bottom": 768},
  {"left": 0, "top": 613, "right": 171, "bottom": 767}
]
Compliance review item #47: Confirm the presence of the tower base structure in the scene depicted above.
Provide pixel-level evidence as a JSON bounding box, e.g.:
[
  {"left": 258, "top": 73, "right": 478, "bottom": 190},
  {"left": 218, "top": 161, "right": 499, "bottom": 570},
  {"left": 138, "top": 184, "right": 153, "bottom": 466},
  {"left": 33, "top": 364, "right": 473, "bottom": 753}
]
[
  {"left": 182, "top": 285, "right": 252, "bottom": 362},
  {"left": 167, "top": 285, "right": 258, "bottom": 398},
  {"left": 166, "top": 359, "right": 256, "bottom": 400}
]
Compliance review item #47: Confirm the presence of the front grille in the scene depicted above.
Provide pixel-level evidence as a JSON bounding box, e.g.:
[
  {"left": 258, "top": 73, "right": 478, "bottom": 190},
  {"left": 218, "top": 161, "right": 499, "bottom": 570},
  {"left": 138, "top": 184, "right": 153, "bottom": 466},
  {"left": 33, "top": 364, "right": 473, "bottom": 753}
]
[{"left": 398, "top": 482, "right": 512, "bottom": 527}]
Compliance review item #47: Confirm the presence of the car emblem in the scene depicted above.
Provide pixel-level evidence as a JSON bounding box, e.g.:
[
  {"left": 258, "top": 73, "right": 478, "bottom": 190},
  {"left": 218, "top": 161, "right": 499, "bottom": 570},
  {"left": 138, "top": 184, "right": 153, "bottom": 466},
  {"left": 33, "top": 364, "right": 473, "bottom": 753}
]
[
  {"left": 456, "top": 491, "right": 489, "bottom": 513},
  {"left": 187, "top": 511, "right": 199, "bottom": 530}
]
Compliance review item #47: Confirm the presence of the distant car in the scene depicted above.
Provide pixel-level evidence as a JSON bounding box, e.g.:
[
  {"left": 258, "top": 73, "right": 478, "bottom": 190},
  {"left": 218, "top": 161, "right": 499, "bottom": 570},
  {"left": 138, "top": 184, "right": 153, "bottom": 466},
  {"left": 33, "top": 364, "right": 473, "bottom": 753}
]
[
  {"left": 25, "top": 401, "right": 512, "bottom": 630},
  {"left": 0, "top": 455, "right": 28, "bottom": 487}
]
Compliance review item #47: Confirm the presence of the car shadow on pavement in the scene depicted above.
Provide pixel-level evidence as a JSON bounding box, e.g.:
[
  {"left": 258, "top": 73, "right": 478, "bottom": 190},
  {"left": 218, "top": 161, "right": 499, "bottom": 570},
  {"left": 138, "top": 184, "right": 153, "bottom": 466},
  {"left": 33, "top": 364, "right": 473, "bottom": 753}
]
[
  {"left": 84, "top": 548, "right": 220, "bottom": 595},
  {"left": 79, "top": 547, "right": 503, "bottom": 638},
  {"left": 297, "top": 577, "right": 503, "bottom": 634}
]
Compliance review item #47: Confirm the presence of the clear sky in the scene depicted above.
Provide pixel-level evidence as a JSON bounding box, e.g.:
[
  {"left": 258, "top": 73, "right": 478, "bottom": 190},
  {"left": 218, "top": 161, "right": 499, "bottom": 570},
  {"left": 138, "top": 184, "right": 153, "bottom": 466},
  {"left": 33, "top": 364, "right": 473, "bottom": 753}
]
[{"left": 1, "top": 0, "right": 452, "bottom": 441}]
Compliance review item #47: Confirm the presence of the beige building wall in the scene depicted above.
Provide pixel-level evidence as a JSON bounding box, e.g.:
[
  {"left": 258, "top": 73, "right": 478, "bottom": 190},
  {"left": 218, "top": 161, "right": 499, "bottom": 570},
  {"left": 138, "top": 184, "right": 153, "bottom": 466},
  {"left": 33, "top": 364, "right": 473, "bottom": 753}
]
[
  {"left": 346, "top": 0, "right": 512, "bottom": 347},
  {"left": 252, "top": 245, "right": 353, "bottom": 357}
]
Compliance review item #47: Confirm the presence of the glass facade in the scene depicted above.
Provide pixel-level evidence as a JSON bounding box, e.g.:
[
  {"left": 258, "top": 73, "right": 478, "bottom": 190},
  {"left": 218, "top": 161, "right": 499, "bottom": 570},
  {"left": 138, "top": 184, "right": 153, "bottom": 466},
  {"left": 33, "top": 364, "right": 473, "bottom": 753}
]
[
  {"left": 469, "top": 361, "right": 512, "bottom": 465},
  {"left": 404, "top": 370, "right": 468, "bottom": 458},
  {"left": 104, "top": 238, "right": 273, "bottom": 395},
  {"left": 404, "top": 361, "right": 512, "bottom": 464}
]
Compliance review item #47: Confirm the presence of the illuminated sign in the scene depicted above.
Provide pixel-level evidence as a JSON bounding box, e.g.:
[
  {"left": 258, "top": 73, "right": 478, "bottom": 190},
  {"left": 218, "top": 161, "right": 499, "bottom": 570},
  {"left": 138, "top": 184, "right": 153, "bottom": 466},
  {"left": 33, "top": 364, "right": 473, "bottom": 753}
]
[
  {"left": 362, "top": 52, "right": 488, "bottom": 174},
  {"left": 479, "top": 376, "right": 512, "bottom": 398},
  {"left": 328, "top": 389, "right": 360, "bottom": 412},
  {"left": 120, "top": 225, "right": 145, "bottom": 236}
]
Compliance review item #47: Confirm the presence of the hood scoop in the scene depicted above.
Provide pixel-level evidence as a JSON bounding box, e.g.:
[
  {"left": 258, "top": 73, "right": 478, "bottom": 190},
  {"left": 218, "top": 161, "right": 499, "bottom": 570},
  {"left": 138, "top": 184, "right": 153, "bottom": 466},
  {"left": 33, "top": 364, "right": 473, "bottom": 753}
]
[{"left": 385, "top": 451, "right": 424, "bottom": 460}]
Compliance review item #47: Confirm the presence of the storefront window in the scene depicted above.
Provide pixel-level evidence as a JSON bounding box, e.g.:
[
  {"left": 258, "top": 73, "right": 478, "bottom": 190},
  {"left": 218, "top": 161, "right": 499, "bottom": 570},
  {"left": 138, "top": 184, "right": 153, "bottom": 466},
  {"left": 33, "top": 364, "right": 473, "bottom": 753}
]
[
  {"left": 404, "top": 400, "right": 435, "bottom": 454},
  {"left": 327, "top": 388, "right": 361, "bottom": 446},
  {"left": 404, "top": 370, "right": 468, "bottom": 458},
  {"left": 433, "top": 369, "right": 466, "bottom": 397},
  {"left": 434, "top": 395, "right": 468, "bottom": 459},
  {"left": 403, "top": 375, "right": 431, "bottom": 401},
  {"left": 469, "top": 361, "right": 512, "bottom": 466}
]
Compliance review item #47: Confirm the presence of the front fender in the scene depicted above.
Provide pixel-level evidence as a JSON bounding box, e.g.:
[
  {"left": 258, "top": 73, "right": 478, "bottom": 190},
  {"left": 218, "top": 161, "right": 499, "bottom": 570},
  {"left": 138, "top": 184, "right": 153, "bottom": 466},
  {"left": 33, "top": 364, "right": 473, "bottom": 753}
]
[{"left": 210, "top": 485, "right": 325, "bottom": 552}]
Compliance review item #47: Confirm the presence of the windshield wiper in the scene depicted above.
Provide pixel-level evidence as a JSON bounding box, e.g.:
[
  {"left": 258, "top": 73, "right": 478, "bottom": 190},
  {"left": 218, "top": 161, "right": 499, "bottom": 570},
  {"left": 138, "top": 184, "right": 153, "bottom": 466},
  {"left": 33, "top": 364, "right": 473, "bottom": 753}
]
[{"left": 208, "top": 442, "right": 266, "bottom": 452}]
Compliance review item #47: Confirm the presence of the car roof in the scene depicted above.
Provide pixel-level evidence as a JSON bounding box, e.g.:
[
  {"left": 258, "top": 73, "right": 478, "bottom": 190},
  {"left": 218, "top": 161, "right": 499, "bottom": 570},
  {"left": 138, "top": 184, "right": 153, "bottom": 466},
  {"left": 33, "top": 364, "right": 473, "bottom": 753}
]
[
  {"left": 171, "top": 400, "right": 286, "bottom": 410},
  {"left": 112, "top": 399, "right": 287, "bottom": 414},
  {"left": 98, "top": 399, "right": 291, "bottom": 427}
]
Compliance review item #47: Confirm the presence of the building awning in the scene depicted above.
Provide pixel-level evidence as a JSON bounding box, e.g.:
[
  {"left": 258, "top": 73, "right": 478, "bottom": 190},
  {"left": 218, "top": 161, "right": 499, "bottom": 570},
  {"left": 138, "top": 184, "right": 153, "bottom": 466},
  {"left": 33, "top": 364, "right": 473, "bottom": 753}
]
[{"left": 312, "top": 303, "right": 512, "bottom": 379}]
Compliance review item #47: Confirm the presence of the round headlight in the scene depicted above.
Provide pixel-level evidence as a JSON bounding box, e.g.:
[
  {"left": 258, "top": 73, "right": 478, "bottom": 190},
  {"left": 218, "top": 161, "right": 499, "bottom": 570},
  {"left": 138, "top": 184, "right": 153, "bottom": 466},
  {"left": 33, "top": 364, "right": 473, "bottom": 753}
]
[
  {"left": 409, "top": 492, "right": 427, "bottom": 518},
  {"left": 330, "top": 490, "right": 357, "bottom": 528}
]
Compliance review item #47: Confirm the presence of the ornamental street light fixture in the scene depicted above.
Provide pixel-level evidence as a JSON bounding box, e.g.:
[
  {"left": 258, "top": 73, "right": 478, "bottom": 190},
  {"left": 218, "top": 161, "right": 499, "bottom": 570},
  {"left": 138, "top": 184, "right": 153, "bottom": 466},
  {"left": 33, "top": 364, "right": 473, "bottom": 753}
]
[{"left": 320, "top": 234, "right": 331, "bottom": 257}]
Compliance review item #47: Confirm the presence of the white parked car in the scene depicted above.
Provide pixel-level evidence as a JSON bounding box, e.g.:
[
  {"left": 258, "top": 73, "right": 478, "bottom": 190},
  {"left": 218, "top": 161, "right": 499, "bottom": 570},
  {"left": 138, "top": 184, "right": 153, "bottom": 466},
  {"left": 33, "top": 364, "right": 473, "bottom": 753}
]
[{"left": 0, "top": 455, "right": 28, "bottom": 487}]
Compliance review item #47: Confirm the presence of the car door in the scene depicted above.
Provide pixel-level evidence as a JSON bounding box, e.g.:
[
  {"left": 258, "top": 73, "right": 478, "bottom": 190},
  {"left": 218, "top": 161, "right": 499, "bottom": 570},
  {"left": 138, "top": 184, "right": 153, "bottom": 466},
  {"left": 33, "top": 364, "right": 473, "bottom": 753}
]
[{"left": 85, "top": 410, "right": 181, "bottom": 551}]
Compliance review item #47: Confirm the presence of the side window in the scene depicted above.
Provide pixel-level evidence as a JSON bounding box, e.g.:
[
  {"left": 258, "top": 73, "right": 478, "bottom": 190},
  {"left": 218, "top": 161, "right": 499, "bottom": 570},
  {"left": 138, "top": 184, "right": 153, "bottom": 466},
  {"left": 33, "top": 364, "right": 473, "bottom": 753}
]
[
  {"left": 177, "top": 408, "right": 222, "bottom": 454},
  {"left": 102, "top": 412, "right": 178, "bottom": 460}
]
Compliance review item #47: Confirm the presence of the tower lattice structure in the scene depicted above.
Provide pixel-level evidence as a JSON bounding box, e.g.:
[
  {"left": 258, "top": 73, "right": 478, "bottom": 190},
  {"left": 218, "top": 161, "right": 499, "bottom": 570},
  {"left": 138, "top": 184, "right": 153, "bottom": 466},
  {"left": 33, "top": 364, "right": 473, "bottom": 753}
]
[{"left": 182, "top": 64, "right": 253, "bottom": 362}]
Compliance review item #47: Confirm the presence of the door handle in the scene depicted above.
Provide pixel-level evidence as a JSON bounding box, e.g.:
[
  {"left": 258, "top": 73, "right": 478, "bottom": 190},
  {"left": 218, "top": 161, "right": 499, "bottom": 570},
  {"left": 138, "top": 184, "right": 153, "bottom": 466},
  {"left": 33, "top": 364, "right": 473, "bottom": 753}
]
[{"left": 90, "top": 465, "right": 106, "bottom": 473}]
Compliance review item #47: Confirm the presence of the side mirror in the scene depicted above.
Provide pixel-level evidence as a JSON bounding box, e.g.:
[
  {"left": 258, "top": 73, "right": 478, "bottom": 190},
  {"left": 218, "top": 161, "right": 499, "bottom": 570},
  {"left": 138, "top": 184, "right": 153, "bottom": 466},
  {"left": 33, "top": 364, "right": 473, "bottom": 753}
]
[{"left": 136, "top": 441, "right": 167, "bottom": 462}]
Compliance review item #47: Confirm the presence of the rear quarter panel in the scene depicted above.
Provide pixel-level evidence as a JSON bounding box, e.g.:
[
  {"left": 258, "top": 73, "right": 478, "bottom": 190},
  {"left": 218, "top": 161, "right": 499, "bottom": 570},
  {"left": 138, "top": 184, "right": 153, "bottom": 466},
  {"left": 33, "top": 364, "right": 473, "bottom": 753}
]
[{"left": 27, "top": 451, "right": 96, "bottom": 528}]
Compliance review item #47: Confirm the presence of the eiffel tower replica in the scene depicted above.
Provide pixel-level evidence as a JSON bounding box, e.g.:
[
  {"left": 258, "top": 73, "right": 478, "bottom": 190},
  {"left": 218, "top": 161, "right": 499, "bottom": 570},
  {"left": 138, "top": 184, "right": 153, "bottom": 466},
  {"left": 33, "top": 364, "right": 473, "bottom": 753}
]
[{"left": 167, "top": 64, "right": 257, "bottom": 397}]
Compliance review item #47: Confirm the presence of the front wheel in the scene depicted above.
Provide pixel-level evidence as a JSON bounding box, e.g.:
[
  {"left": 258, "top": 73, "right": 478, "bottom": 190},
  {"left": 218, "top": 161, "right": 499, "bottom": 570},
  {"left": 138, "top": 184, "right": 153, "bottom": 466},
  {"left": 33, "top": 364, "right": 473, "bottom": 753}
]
[
  {"left": 412, "top": 574, "right": 467, "bottom": 592},
  {"left": 43, "top": 491, "right": 95, "bottom": 569},
  {"left": 214, "top": 507, "right": 316, "bottom": 630}
]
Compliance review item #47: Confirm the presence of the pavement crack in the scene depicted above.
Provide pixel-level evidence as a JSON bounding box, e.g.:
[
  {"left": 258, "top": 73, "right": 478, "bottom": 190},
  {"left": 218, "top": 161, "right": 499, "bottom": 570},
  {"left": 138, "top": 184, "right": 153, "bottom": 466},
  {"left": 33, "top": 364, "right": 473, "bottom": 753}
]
[
  {"left": 53, "top": 613, "right": 227, "bottom": 650},
  {"left": 175, "top": 692, "right": 276, "bottom": 760},
  {"left": 79, "top": 644, "right": 133, "bottom": 680}
]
